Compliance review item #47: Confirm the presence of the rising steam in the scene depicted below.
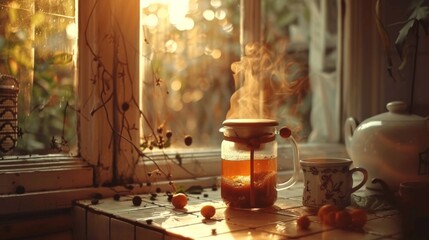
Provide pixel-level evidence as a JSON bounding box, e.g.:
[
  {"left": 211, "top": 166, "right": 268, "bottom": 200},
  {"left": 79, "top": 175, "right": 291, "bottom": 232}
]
[{"left": 226, "top": 42, "right": 309, "bottom": 120}]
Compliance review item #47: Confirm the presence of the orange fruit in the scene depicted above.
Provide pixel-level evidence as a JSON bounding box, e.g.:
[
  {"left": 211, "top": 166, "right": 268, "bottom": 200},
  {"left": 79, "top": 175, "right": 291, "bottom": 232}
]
[
  {"left": 200, "top": 205, "right": 216, "bottom": 219},
  {"left": 171, "top": 193, "right": 188, "bottom": 209},
  {"left": 324, "top": 211, "right": 337, "bottom": 226},
  {"left": 335, "top": 210, "right": 352, "bottom": 228},
  {"left": 317, "top": 204, "right": 338, "bottom": 223},
  {"left": 296, "top": 215, "right": 311, "bottom": 229},
  {"left": 349, "top": 208, "right": 368, "bottom": 229}
]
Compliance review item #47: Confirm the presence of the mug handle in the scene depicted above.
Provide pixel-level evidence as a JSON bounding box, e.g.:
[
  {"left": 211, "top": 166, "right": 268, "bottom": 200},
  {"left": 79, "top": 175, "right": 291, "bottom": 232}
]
[
  {"left": 276, "top": 134, "right": 300, "bottom": 191},
  {"left": 349, "top": 167, "right": 368, "bottom": 193}
]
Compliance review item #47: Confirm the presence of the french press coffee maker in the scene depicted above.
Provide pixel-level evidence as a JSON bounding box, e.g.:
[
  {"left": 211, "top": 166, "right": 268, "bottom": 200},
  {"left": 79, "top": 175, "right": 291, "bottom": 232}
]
[{"left": 220, "top": 118, "right": 300, "bottom": 208}]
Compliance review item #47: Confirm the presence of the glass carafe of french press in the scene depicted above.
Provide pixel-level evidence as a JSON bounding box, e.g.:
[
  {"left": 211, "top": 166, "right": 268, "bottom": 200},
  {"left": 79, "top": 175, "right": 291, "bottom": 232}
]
[{"left": 220, "top": 118, "right": 300, "bottom": 208}]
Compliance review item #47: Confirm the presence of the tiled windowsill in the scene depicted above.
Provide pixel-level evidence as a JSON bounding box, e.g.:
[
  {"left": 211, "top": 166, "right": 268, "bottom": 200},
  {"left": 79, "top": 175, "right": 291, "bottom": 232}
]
[{"left": 73, "top": 179, "right": 403, "bottom": 240}]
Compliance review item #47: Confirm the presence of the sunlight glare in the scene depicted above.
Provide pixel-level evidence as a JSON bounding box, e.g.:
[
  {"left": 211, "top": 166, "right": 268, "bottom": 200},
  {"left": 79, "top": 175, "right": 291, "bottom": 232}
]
[
  {"left": 143, "top": 14, "right": 159, "bottom": 29},
  {"left": 171, "top": 80, "right": 182, "bottom": 91},
  {"left": 204, "top": 46, "right": 213, "bottom": 55},
  {"left": 210, "top": 0, "right": 222, "bottom": 8},
  {"left": 66, "top": 23, "right": 77, "bottom": 39},
  {"left": 157, "top": 7, "right": 168, "bottom": 19},
  {"left": 222, "top": 22, "right": 233, "bottom": 33},
  {"left": 165, "top": 39, "right": 178, "bottom": 53},
  {"left": 175, "top": 17, "right": 195, "bottom": 31},
  {"left": 215, "top": 9, "right": 226, "bottom": 20},
  {"left": 168, "top": 0, "right": 189, "bottom": 25},
  {"left": 142, "top": 0, "right": 196, "bottom": 31},
  {"left": 141, "top": 0, "right": 169, "bottom": 8},
  {"left": 203, "top": 9, "right": 215, "bottom": 21},
  {"left": 168, "top": 98, "right": 183, "bottom": 111},
  {"left": 192, "top": 90, "right": 203, "bottom": 102},
  {"left": 211, "top": 49, "right": 221, "bottom": 59}
]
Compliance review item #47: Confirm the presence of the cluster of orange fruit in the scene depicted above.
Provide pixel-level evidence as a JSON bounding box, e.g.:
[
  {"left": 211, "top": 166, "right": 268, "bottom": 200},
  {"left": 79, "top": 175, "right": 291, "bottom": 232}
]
[
  {"left": 171, "top": 193, "right": 369, "bottom": 228},
  {"left": 171, "top": 193, "right": 216, "bottom": 219},
  {"left": 297, "top": 204, "right": 368, "bottom": 230}
]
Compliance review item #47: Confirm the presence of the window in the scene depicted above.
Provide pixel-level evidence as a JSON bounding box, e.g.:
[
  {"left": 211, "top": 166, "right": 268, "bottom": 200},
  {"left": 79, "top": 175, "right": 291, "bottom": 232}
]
[
  {"left": 135, "top": 0, "right": 340, "bottom": 184},
  {"left": 79, "top": 1, "right": 339, "bottom": 186},
  {"left": 0, "top": 0, "right": 78, "bottom": 155},
  {"left": 139, "top": 0, "right": 315, "bottom": 149},
  {"left": 1, "top": 0, "right": 345, "bottom": 198},
  {"left": 0, "top": 0, "right": 91, "bottom": 198}
]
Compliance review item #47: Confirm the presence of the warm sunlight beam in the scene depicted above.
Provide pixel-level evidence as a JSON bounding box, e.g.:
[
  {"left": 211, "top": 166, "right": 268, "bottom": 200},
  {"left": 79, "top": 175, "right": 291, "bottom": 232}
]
[{"left": 141, "top": 0, "right": 192, "bottom": 31}]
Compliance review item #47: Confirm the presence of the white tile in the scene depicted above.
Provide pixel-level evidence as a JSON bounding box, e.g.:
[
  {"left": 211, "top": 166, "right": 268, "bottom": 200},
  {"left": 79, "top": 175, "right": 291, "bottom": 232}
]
[
  {"left": 221, "top": 207, "right": 296, "bottom": 228},
  {"left": 164, "top": 233, "right": 192, "bottom": 240},
  {"left": 271, "top": 197, "right": 303, "bottom": 209},
  {"left": 257, "top": 218, "right": 331, "bottom": 238},
  {"left": 364, "top": 215, "right": 402, "bottom": 236},
  {"left": 277, "top": 186, "right": 304, "bottom": 198},
  {"left": 85, "top": 197, "right": 158, "bottom": 214},
  {"left": 168, "top": 220, "right": 248, "bottom": 239},
  {"left": 136, "top": 226, "right": 164, "bottom": 240},
  {"left": 199, "top": 229, "right": 285, "bottom": 240},
  {"left": 276, "top": 206, "right": 314, "bottom": 218},
  {"left": 72, "top": 206, "right": 86, "bottom": 240},
  {"left": 87, "top": 211, "right": 110, "bottom": 240},
  {"left": 303, "top": 229, "right": 381, "bottom": 240},
  {"left": 373, "top": 209, "right": 400, "bottom": 218},
  {"left": 115, "top": 206, "right": 174, "bottom": 221},
  {"left": 74, "top": 182, "right": 405, "bottom": 240},
  {"left": 110, "top": 218, "right": 134, "bottom": 240},
  {"left": 172, "top": 201, "right": 226, "bottom": 214},
  {"left": 149, "top": 193, "right": 207, "bottom": 208},
  {"left": 159, "top": 213, "right": 203, "bottom": 229}
]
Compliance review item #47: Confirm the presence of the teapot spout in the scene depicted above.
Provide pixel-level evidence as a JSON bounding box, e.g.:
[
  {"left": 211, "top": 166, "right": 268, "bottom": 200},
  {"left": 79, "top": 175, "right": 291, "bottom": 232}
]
[{"left": 344, "top": 117, "right": 358, "bottom": 156}]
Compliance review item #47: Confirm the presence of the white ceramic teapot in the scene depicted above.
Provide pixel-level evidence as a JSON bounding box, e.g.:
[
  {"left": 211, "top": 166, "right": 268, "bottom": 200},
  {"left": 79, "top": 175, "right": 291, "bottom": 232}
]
[{"left": 344, "top": 101, "right": 429, "bottom": 191}]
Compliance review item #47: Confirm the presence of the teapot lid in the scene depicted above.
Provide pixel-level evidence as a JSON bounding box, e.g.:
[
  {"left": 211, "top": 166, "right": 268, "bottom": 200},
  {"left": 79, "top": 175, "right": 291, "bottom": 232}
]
[{"left": 372, "top": 101, "right": 426, "bottom": 122}]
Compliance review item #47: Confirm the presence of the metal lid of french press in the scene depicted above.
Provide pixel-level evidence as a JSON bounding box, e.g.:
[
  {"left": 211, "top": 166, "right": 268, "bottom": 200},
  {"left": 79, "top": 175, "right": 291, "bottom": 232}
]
[
  {"left": 222, "top": 118, "right": 278, "bottom": 127},
  {"left": 221, "top": 118, "right": 278, "bottom": 145}
]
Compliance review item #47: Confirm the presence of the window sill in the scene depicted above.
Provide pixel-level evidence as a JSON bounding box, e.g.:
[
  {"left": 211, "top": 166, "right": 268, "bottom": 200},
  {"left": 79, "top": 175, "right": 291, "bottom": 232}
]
[
  {"left": 0, "top": 155, "right": 93, "bottom": 195},
  {"left": 0, "top": 143, "right": 347, "bottom": 216},
  {"left": 137, "top": 143, "right": 348, "bottom": 181}
]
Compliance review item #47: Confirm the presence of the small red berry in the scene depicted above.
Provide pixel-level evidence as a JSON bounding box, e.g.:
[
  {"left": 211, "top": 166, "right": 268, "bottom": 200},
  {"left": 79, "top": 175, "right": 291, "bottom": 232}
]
[
  {"left": 113, "top": 194, "right": 120, "bottom": 201},
  {"left": 297, "top": 215, "right": 311, "bottom": 229},
  {"left": 91, "top": 198, "right": 99, "bottom": 205},
  {"left": 132, "top": 196, "right": 142, "bottom": 206},
  {"left": 279, "top": 127, "right": 291, "bottom": 138},
  {"left": 184, "top": 135, "right": 193, "bottom": 146}
]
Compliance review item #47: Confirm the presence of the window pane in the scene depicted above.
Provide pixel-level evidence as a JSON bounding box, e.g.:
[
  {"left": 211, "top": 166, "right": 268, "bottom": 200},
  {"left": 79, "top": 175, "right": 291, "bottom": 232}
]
[
  {"left": 139, "top": 0, "right": 319, "bottom": 149},
  {"left": 140, "top": 0, "right": 240, "bottom": 148},
  {"left": 0, "top": 0, "right": 77, "bottom": 155}
]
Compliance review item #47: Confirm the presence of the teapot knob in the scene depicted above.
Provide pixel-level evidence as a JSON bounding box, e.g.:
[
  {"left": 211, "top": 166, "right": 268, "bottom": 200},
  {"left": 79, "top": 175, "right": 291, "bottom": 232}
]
[{"left": 386, "top": 101, "right": 408, "bottom": 114}]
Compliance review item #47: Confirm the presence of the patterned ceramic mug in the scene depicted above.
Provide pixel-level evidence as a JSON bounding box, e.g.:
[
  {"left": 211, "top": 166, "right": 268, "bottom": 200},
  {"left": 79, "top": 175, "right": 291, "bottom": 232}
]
[{"left": 300, "top": 158, "right": 368, "bottom": 209}]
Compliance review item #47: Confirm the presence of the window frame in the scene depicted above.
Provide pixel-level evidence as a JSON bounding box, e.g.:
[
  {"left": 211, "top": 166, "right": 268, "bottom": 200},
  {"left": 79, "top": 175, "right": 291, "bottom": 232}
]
[
  {"left": 77, "top": 0, "right": 141, "bottom": 186},
  {"left": 77, "top": 0, "right": 317, "bottom": 186}
]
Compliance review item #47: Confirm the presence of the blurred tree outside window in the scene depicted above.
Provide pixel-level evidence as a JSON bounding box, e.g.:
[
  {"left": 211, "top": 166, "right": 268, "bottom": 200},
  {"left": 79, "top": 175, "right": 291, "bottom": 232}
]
[
  {"left": 0, "top": 0, "right": 335, "bottom": 156},
  {"left": 140, "top": 0, "right": 315, "bottom": 150},
  {"left": 0, "top": 0, "right": 77, "bottom": 155}
]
